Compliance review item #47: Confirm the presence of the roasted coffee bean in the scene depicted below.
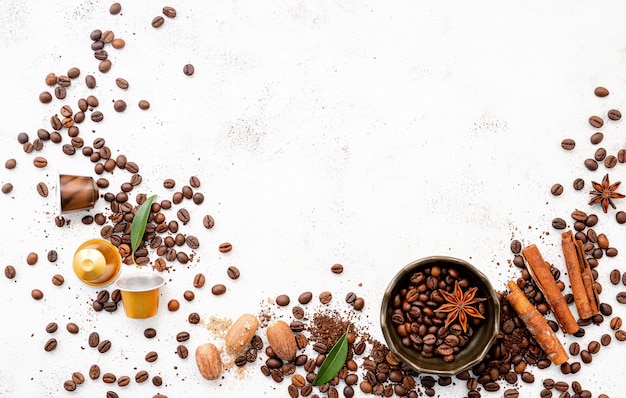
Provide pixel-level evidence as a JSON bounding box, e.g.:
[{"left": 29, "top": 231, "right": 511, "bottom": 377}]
[
  {"left": 113, "top": 99, "right": 127, "bottom": 112},
  {"left": 616, "top": 330, "right": 626, "bottom": 341},
  {"left": 168, "top": 299, "right": 180, "bottom": 311},
  {"left": 330, "top": 263, "right": 344, "bottom": 274},
  {"left": 203, "top": 214, "right": 215, "bottom": 229},
  {"left": 190, "top": 191, "right": 204, "bottom": 204},
  {"left": 177, "top": 345, "right": 189, "bottom": 359},
  {"left": 102, "top": 373, "right": 116, "bottom": 383},
  {"left": 572, "top": 178, "right": 584, "bottom": 190},
  {"left": 219, "top": 242, "right": 232, "bottom": 253},
  {"left": 33, "top": 156, "right": 47, "bottom": 168},
  {"left": 177, "top": 208, "right": 190, "bottom": 224},
  {"left": 152, "top": 15, "right": 165, "bottom": 27},
  {"left": 47, "top": 250, "right": 58, "bottom": 263},
  {"left": 183, "top": 64, "right": 195, "bottom": 76},
  {"left": 144, "top": 328, "right": 157, "bottom": 339},
  {"left": 88, "top": 364, "right": 100, "bottom": 380},
  {"left": 162, "top": 6, "right": 177, "bottom": 17},
  {"left": 35, "top": 181, "right": 49, "bottom": 197},
  {"left": 135, "top": 370, "right": 149, "bottom": 383},
  {"left": 504, "top": 389, "right": 520, "bottom": 398},
  {"left": 183, "top": 290, "right": 194, "bottom": 301},
  {"left": 112, "top": 37, "right": 125, "bottom": 48},
  {"left": 610, "top": 316, "right": 622, "bottom": 330},
  {"left": 51, "top": 274, "right": 64, "bottom": 286},
  {"left": 276, "top": 294, "right": 290, "bottom": 306},
  {"left": 292, "top": 306, "right": 305, "bottom": 319},
  {"left": 88, "top": 332, "right": 100, "bottom": 347},
  {"left": 115, "top": 77, "right": 129, "bottom": 89},
  {"left": 188, "top": 312, "right": 200, "bottom": 324},
  {"left": 589, "top": 115, "right": 604, "bottom": 128},
  {"left": 552, "top": 218, "right": 566, "bottom": 229},
  {"left": 211, "top": 284, "right": 226, "bottom": 295},
  {"left": 85, "top": 74, "right": 96, "bottom": 88},
  {"left": 608, "top": 109, "right": 622, "bottom": 121},
  {"left": 600, "top": 302, "right": 613, "bottom": 316},
  {"left": 345, "top": 291, "right": 357, "bottom": 304},
  {"left": 54, "top": 86, "right": 66, "bottom": 100},
  {"left": 569, "top": 342, "right": 580, "bottom": 356},
  {"left": 561, "top": 139, "right": 575, "bottom": 150},
  {"left": 319, "top": 291, "right": 332, "bottom": 304},
  {"left": 91, "top": 111, "right": 104, "bottom": 122},
  {"left": 551, "top": 184, "right": 563, "bottom": 196},
  {"left": 594, "top": 86, "right": 609, "bottom": 97},
  {"left": 290, "top": 320, "right": 305, "bottom": 332},
  {"left": 4, "top": 265, "right": 16, "bottom": 279},
  {"left": 44, "top": 338, "right": 57, "bottom": 351},
  {"left": 145, "top": 351, "right": 158, "bottom": 362},
  {"left": 607, "top": 247, "right": 618, "bottom": 257},
  {"left": 152, "top": 375, "right": 163, "bottom": 386},
  {"left": 605, "top": 155, "right": 617, "bottom": 168},
  {"left": 63, "top": 380, "right": 76, "bottom": 391},
  {"left": 138, "top": 99, "right": 150, "bottom": 110},
  {"left": 298, "top": 291, "right": 313, "bottom": 304},
  {"left": 31, "top": 289, "right": 44, "bottom": 300},
  {"left": 226, "top": 266, "right": 240, "bottom": 280},
  {"left": 1, "top": 183, "right": 13, "bottom": 194},
  {"left": 192, "top": 273, "right": 206, "bottom": 288},
  {"left": 4, "top": 158, "right": 16, "bottom": 169},
  {"left": 616, "top": 292, "right": 626, "bottom": 304},
  {"left": 583, "top": 158, "right": 598, "bottom": 171},
  {"left": 98, "top": 339, "right": 111, "bottom": 353},
  {"left": 594, "top": 147, "right": 607, "bottom": 161},
  {"left": 26, "top": 252, "right": 38, "bottom": 265},
  {"left": 353, "top": 297, "right": 365, "bottom": 311},
  {"left": 71, "top": 371, "right": 85, "bottom": 385},
  {"left": 45, "top": 322, "right": 58, "bottom": 333},
  {"left": 580, "top": 350, "right": 592, "bottom": 363}
]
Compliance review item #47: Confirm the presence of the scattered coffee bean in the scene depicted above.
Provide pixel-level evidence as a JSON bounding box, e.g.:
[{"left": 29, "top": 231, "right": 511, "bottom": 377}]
[
  {"left": 616, "top": 292, "right": 626, "bottom": 304},
  {"left": 138, "top": 99, "right": 150, "bottom": 110},
  {"left": 188, "top": 312, "right": 200, "bottom": 324},
  {"left": 163, "top": 6, "right": 177, "bottom": 18},
  {"left": 4, "top": 265, "right": 16, "bottom": 279},
  {"left": 583, "top": 158, "right": 598, "bottom": 171},
  {"left": 1, "top": 183, "right": 13, "bottom": 194},
  {"left": 211, "top": 284, "right": 226, "bottom": 295},
  {"left": 88, "top": 332, "right": 100, "bottom": 347},
  {"left": 608, "top": 109, "right": 622, "bottom": 121},
  {"left": 276, "top": 294, "right": 290, "bottom": 306},
  {"left": 298, "top": 291, "right": 313, "bottom": 304},
  {"left": 152, "top": 16, "right": 165, "bottom": 28},
  {"left": 113, "top": 99, "right": 127, "bottom": 112},
  {"left": 183, "top": 64, "right": 195, "bottom": 76},
  {"left": 168, "top": 299, "right": 180, "bottom": 311},
  {"left": 331, "top": 263, "right": 344, "bottom": 274},
  {"left": 552, "top": 217, "right": 566, "bottom": 229},
  {"left": 44, "top": 338, "right": 57, "bottom": 351},
  {"left": 33, "top": 156, "right": 48, "bottom": 168},
  {"left": 135, "top": 370, "right": 149, "bottom": 383},
  {"left": 319, "top": 291, "right": 332, "bottom": 304},
  {"left": 98, "top": 339, "right": 112, "bottom": 353},
  {"left": 219, "top": 242, "right": 232, "bottom": 253},
  {"left": 176, "top": 345, "right": 189, "bottom": 359},
  {"left": 589, "top": 115, "right": 604, "bottom": 128},
  {"left": 144, "top": 328, "right": 157, "bottom": 338},
  {"left": 89, "top": 364, "right": 100, "bottom": 380},
  {"left": 183, "top": 290, "right": 195, "bottom": 301},
  {"left": 63, "top": 380, "right": 76, "bottom": 391},
  {"left": 193, "top": 273, "right": 205, "bottom": 288},
  {"left": 36, "top": 182, "right": 49, "bottom": 197},
  {"left": 594, "top": 86, "right": 609, "bottom": 97},
  {"left": 549, "top": 183, "right": 564, "bottom": 196},
  {"left": 561, "top": 139, "right": 575, "bottom": 150},
  {"left": 102, "top": 373, "right": 116, "bottom": 383},
  {"left": 203, "top": 214, "right": 215, "bottom": 229},
  {"left": 51, "top": 274, "right": 64, "bottom": 286},
  {"left": 226, "top": 265, "right": 240, "bottom": 280},
  {"left": 145, "top": 351, "right": 158, "bottom": 362},
  {"left": 32, "top": 289, "right": 44, "bottom": 300}
]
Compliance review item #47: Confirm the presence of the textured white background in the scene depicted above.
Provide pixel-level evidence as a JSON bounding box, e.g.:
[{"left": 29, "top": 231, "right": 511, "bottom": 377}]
[{"left": 1, "top": 0, "right": 626, "bottom": 397}]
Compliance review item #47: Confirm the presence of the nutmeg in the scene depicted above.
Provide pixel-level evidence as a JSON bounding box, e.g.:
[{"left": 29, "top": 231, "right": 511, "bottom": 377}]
[
  {"left": 266, "top": 320, "right": 297, "bottom": 361},
  {"left": 195, "top": 343, "right": 222, "bottom": 380},
  {"left": 225, "top": 313, "right": 259, "bottom": 354}
]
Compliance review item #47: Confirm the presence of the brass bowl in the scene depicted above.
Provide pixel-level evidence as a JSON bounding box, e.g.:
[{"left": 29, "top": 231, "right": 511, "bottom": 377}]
[{"left": 380, "top": 256, "right": 500, "bottom": 376}]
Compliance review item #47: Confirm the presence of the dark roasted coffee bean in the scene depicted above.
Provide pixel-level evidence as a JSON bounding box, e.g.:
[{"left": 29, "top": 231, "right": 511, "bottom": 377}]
[
  {"left": 44, "top": 338, "right": 57, "bottom": 351},
  {"left": 203, "top": 214, "right": 215, "bottom": 229},
  {"left": 601, "top": 333, "right": 611, "bottom": 346},
  {"left": 36, "top": 182, "right": 48, "bottom": 197},
  {"left": 89, "top": 332, "right": 100, "bottom": 347},
  {"left": 54, "top": 86, "right": 66, "bottom": 99},
  {"left": 211, "top": 284, "right": 226, "bottom": 295},
  {"left": 98, "top": 339, "right": 111, "bottom": 353},
  {"left": 589, "top": 115, "right": 604, "bottom": 128},
  {"left": 113, "top": 99, "right": 127, "bottom": 112},
  {"left": 595, "top": 86, "right": 609, "bottom": 97},
  {"left": 616, "top": 292, "right": 626, "bottom": 304},
  {"left": 594, "top": 147, "right": 607, "bottom": 161},
  {"left": 45, "top": 322, "right": 57, "bottom": 333},
  {"left": 561, "top": 139, "right": 575, "bottom": 150},
  {"left": 551, "top": 183, "right": 563, "bottom": 196},
  {"left": 177, "top": 208, "right": 190, "bottom": 224},
  {"left": 4, "top": 265, "right": 16, "bottom": 279},
  {"left": 31, "top": 289, "right": 44, "bottom": 300},
  {"left": 219, "top": 242, "right": 232, "bottom": 253},
  {"left": 192, "top": 192, "right": 204, "bottom": 204},
  {"left": 319, "top": 291, "right": 332, "bottom": 304},
  {"left": 616, "top": 330, "right": 626, "bottom": 341},
  {"left": 569, "top": 342, "right": 580, "bottom": 356},
  {"left": 135, "top": 370, "right": 149, "bottom": 383},
  {"left": 89, "top": 364, "right": 100, "bottom": 380},
  {"left": 330, "top": 263, "right": 344, "bottom": 274},
  {"left": 51, "top": 274, "right": 64, "bottom": 286},
  {"left": 102, "top": 373, "right": 116, "bottom": 383},
  {"left": 188, "top": 312, "right": 200, "bottom": 324},
  {"left": 152, "top": 16, "right": 165, "bottom": 27},
  {"left": 583, "top": 158, "right": 598, "bottom": 171},
  {"left": 176, "top": 344, "right": 189, "bottom": 359},
  {"left": 605, "top": 155, "right": 617, "bottom": 168},
  {"left": 552, "top": 218, "right": 566, "bottom": 229},
  {"left": 608, "top": 109, "right": 622, "bottom": 120},
  {"left": 276, "top": 294, "right": 290, "bottom": 306},
  {"left": 163, "top": 6, "right": 177, "bottom": 17},
  {"left": 504, "top": 389, "right": 520, "bottom": 398},
  {"left": 63, "top": 380, "right": 76, "bottom": 391},
  {"left": 1, "top": 183, "right": 13, "bottom": 194},
  {"left": 33, "top": 156, "right": 48, "bottom": 168},
  {"left": 345, "top": 291, "right": 357, "bottom": 304},
  {"left": 183, "top": 64, "right": 195, "bottom": 76},
  {"left": 298, "top": 291, "right": 313, "bottom": 304},
  {"left": 226, "top": 266, "right": 240, "bottom": 280},
  {"left": 588, "top": 340, "right": 600, "bottom": 354},
  {"left": 600, "top": 302, "right": 613, "bottom": 316},
  {"left": 145, "top": 351, "right": 158, "bottom": 362},
  {"left": 193, "top": 273, "right": 205, "bottom": 288},
  {"left": 91, "top": 111, "right": 104, "bottom": 122},
  {"left": 572, "top": 178, "right": 584, "bottom": 190}
]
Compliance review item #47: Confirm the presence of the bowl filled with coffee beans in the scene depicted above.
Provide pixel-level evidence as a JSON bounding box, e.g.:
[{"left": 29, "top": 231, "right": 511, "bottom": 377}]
[{"left": 380, "top": 256, "right": 500, "bottom": 375}]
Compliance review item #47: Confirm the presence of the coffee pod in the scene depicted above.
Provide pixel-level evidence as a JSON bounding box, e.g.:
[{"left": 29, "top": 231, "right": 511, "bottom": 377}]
[
  {"left": 73, "top": 239, "right": 121, "bottom": 287},
  {"left": 115, "top": 272, "right": 165, "bottom": 319},
  {"left": 57, "top": 173, "right": 99, "bottom": 213}
]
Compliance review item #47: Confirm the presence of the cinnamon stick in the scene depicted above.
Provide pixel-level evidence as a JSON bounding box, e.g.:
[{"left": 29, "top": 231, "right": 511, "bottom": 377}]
[
  {"left": 561, "top": 230, "right": 599, "bottom": 320},
  {"left": 506, "top": 281, "right": 569, "bottom": 365},
  {"left": 521, "top": 244, "right": 579, "bottom": 334}
]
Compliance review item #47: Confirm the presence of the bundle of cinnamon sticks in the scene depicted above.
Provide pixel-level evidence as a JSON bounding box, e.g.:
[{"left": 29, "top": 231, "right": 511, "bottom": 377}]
[{"left": 505, "top": 230, "right": 600, "bottom": 366}]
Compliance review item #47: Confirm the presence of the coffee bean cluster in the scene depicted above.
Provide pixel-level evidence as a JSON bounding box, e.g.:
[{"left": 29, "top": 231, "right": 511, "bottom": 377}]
[
  {"left": 390, "top": 265, "right": 485, "bottom": 363},
  {"left": 540, "top": 378, "right": 600, "bottom": 398}
]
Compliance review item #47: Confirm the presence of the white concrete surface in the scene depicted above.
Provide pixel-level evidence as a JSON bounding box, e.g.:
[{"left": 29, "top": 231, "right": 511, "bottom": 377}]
[{"left": 1, "top": 0, "right": 626, "bottom": 396}]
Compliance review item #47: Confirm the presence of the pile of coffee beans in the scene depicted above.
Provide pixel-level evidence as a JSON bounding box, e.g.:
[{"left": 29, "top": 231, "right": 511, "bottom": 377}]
[{"left": 389, "top": 265, "right": 486, "bottom": 363}]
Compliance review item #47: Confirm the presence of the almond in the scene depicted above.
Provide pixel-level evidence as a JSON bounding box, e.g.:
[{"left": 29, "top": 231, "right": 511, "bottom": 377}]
[
  {"left": 266, "top": 320, "right": 297, "bottom": 361},
  {"left": 225, "top": 313, "right": 259, "bottom": 354},
  {"left": 195, "top": 343, "right": 222, "bottom": 380}
]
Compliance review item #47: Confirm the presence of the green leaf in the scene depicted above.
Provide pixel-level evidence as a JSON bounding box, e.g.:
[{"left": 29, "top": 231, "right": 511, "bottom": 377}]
[
  {"left": 130, "top": 194, "right": 157, "bottom": 257},
  {"left": 312, "top": 326, "right": 350, "bottom": 386}
]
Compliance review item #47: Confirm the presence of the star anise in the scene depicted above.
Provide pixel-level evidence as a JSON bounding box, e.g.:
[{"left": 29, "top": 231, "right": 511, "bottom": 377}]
[
  {"left": 435, "top": 281, "right": 486, "bottom": 333},
  {"left": 588, "top": 173, "right": 625, "bottom": 213}
]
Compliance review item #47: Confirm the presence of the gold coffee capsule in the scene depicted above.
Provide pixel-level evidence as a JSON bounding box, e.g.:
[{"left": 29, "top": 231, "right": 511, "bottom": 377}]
[
  {"left": 115, "top": 273, "right": 165, "bottom": 319},
  {"left": 73, "top": 239, "right": 121, "bottom": 287}
]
